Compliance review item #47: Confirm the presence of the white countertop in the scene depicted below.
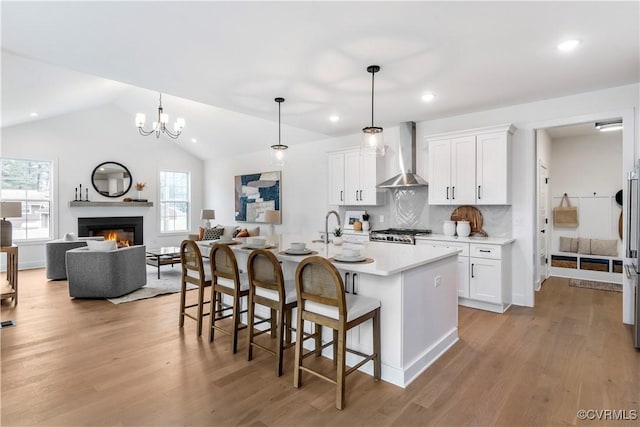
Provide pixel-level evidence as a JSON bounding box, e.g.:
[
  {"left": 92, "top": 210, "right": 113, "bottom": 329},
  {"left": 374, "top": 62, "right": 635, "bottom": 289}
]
[
  {"left": 198, "top": 234, "right": 460, "bottom": 277},
  {"left": 415, "top": 234, "right": 515, "bottom": 245}
]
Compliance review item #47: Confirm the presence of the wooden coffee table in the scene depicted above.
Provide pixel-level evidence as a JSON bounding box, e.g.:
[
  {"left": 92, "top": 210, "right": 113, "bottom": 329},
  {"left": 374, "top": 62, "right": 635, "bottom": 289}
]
[{"left": 146, "top": 247, "right": 181, "bottom": 279}]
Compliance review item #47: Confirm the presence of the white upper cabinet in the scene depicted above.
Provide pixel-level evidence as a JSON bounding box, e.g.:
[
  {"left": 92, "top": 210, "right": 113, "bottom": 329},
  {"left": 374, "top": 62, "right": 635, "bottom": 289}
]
[
  {"left": 327, "top": 152, "right": 346, "bottom": 205},
  {"left": 426, "top": 124, "right": 515, "bottom": 205},
  {"left": 328, "top": 148, "right": 384, "bottom": 206}
]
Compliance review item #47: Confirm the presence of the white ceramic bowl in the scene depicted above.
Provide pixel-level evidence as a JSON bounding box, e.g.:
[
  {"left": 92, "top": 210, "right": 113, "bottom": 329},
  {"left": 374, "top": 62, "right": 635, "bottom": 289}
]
[
  {"left": 248, "top": 237, "right": 266, "bottom": 247},
  {"left": 342, "top": 247, "right": 361, "bottom": 258},
  {"left": 290, "top": 242, "right": 306, "bottom": 250}
]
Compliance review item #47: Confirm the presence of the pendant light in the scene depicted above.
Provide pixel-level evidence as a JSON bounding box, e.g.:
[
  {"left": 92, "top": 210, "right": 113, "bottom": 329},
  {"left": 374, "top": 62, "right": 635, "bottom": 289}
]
[
  {"left": 361, "top": 65, "right": 385, "bottom": 156},
  {"left": 271, "top": 97, "right": 288, "bottom": 166}
]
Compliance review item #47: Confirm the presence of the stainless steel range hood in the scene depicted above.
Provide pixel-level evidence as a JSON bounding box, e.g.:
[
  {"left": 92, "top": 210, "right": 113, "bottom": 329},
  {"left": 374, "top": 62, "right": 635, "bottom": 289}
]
[{"left": 377, "top": 121, "right": 428, "bottom": 188}]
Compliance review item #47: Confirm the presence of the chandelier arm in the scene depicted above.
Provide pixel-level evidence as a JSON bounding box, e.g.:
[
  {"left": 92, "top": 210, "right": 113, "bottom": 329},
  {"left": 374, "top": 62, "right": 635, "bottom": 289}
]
[
  {"left": 162, "top": 128, "right": 181, "bottom": 139},
  {"left": 138, "top": 127, "right": 156, "bottom": 137}
]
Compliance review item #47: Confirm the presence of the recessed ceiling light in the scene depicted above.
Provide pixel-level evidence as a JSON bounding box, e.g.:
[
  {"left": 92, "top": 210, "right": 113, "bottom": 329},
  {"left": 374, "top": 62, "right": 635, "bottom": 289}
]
[
  {"left": 191, "top": 138, "right": 197, "bottom": 143},
  {"left": 557, "top": 39, "right": 580, "bottom": 52},
  {"left": 29, "top": 112, "right": 39, "bottom": 117},
  {"left": 329, "top": 115, "right": 340, "bottom": 122},
  {"left": 421, "top": 93, "right": 436, "bottom": 102}
]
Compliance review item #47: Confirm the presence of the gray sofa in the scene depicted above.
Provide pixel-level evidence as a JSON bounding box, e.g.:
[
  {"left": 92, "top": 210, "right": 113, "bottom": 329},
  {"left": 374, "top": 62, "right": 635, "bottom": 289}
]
[
  {"left": 66, "top": 245, "right": 147, "bottom": 298},
  {"left": 45, "top": 237, "right": 105, "bottom": 280}
]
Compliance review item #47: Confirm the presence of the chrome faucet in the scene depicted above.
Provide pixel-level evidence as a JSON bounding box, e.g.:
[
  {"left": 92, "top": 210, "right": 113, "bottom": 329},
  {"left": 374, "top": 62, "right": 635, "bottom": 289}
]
[{"left": 325, "top": 210, "right": 341, "bottom": 244}]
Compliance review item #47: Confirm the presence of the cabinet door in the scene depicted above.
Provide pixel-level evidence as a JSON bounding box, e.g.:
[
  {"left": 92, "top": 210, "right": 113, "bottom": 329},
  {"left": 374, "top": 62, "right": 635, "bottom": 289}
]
[
  {"left": 428, "top": 139, "right": 452, "bottom": 205},
  {"left": 344, "top": 150, "right": 361, "bottom": 205},
  {"left": 476, "top": 132, "right": 509, "bottom": 204},
  {"left": 358, "top": 151, "right": 379, "bottom": 205},
  {"left": 451, "top": 136, "right": 476, "bottom": 205},
  {"left": 469, "top": 257, "right": 501, "bottom": 303},
  {"left": 457, "top": 256, "right": 470, "bottom": 298},
  {"left": 328, "top": 152, "right": 345, "bottom": 205}
]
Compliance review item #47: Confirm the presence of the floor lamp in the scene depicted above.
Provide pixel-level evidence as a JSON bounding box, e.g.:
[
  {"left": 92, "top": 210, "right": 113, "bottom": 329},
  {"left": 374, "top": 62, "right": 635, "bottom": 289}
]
[
  {"left": 263, "top": 210, "right": 280, "bottom": 236},
  {"left": 0, "top": 202, "right": 22, "bottom": 247}
]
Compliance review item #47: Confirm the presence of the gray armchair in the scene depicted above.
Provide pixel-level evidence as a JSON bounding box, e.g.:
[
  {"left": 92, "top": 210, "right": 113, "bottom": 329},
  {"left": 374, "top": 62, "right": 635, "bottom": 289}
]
[
  {"left": 66, "top": 245, "right": 147, "bottom": 298},
  {"left": 45, "top": 237, "right": 105, "bottom": 280}
]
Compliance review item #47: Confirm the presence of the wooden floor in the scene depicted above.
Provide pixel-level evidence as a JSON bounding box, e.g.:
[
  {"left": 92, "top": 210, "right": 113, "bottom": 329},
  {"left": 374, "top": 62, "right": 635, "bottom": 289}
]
[{"left": 1, "top": 270, "right": 638, "bottom": 426}]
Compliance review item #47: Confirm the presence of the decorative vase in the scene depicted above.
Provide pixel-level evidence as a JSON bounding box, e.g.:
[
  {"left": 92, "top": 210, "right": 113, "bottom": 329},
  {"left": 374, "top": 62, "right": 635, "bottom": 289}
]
[
  {"left": 456, "top": 220, "right": 471, "bottom": 237},
  {"left": 443, "top": 220, "right": 456, "bottom": 237},
  {"left": 333, "top": 236, "right": 344, "bottom": 246},
  {"left": 362, "top": 220, "right": 370, "bottom": 232},
  {"left": 137, "top": 190, "right": 142, "bottom": 200}
]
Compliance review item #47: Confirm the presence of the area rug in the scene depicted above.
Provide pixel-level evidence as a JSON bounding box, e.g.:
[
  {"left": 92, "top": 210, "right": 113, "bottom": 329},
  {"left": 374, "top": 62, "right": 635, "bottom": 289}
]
[
  {"left": 108, "top": 268, "right": 196, "bottom": 304},
  {"left": 568, "top": 279, "right": 622, "bottom": 293}
]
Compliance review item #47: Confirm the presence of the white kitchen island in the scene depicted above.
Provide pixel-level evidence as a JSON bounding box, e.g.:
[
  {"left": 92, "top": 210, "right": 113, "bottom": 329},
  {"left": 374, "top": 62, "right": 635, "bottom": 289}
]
[{"left": 198, "top": 235, "right": 460, "bottom": 388}]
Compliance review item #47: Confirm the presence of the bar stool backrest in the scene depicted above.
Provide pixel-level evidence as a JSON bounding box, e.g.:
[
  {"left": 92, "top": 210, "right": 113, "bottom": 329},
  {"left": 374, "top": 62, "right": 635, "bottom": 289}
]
[
  {"left": 247, "top": 249, "right": 285, "bottom": 298},
  {"left": 180, "top": 240, "right": 205, "bottom": 285},
  {"left": 295, "top": 256, "right": 346, "bottom": 319},
  {"left": 211, "top": 244, "right": 241, "bottom": 286}
]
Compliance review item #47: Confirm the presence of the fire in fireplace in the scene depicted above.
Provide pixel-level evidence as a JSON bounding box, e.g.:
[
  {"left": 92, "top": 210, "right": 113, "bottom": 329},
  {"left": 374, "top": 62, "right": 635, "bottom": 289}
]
[{"left": 78, "top": 216, "right": 143, "bottom": 246}]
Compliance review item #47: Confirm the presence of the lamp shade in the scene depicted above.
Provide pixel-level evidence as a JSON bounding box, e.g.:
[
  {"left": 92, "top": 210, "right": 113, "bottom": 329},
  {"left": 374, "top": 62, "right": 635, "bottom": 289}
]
[
  {"left": 263, "top": 210, "right": 280, "bottom": 224},
  {"left": 0, "top": 202, "right": 22, "bottom": 219},
  {"left": 200, "top": 209, "right": 215, "bottom": 220}
]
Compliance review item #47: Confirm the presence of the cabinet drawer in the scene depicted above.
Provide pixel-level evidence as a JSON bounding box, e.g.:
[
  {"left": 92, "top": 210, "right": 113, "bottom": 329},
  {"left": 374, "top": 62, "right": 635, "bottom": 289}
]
[
  {"left": 418, "top": 240, "right": 469, "bottom": 256},
  {"left": 470, "top": 243, "right": 501, "bottom": 259}
]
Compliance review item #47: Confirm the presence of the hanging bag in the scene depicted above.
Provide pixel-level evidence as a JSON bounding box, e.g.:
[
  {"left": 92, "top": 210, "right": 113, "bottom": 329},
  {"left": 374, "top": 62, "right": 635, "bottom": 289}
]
[{"left": 554, "top": 193, "right": 578, "bottom": 227}]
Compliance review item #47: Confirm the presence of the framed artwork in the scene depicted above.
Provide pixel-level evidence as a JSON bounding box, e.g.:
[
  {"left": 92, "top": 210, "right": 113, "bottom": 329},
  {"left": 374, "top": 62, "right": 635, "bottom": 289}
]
[
  {"left": 234, "top": 171, "right": 282, "bottom": 223},
  {"left": 344, "top": 210, "right": 366, "bottom": 230}
]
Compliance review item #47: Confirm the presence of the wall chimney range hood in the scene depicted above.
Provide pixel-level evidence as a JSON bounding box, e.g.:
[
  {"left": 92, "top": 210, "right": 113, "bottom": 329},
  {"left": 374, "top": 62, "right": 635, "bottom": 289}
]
[{"left": 377, "top": 121, "right": 428, "bottom": 188}]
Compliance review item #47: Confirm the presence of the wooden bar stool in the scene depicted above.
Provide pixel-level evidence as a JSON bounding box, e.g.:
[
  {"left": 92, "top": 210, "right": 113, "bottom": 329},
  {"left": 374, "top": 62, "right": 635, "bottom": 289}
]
[
  {"left": 293, "top": 256, "right": 381, "bottom": 410},
  {"left": 209, "top": 244, "right": 249, "bottom": 353},
  {"left": 246, "top": 249, "right": 297, "bottom": 376},
  {"left": 179, "top": 240, "right": 212, "bottom": 336}
]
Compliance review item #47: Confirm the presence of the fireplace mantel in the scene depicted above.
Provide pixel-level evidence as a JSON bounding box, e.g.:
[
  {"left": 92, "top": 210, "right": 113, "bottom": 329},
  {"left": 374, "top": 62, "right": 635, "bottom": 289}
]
[{"left": 69, "top": 201, "right": 153, "bottom": 207}]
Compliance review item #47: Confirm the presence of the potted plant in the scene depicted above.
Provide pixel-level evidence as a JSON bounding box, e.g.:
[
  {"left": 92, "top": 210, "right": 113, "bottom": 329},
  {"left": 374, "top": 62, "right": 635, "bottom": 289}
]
[
  {"left": 362, "top": 213, "right": 370, "bottom": 232},
  {"left": 333, "top": 226, "right": 344, "bottom": 246}
]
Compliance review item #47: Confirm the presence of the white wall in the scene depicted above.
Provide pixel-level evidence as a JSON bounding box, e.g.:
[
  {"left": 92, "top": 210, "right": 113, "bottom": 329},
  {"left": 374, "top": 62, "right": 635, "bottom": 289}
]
[{"left": 1, "top": 104, "right": 204, "bottom": 269}]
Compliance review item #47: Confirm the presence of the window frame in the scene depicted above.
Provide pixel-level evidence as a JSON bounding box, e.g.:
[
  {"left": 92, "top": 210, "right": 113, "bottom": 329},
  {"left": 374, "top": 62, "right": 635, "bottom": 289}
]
[
  {"left": 158, "top": 169, "right": 191, "bottom": 235},
  {"left": 0, "top": 157, "right": 55, "bottom": 243}
]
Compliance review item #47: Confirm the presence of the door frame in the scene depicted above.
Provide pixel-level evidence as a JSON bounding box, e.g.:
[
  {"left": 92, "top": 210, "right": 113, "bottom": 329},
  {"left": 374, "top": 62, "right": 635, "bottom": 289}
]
[
  {"left": 528, "top": 108, "right": 635, "bottom": 320},
  {"left": 536, "top": 159, "right": 549, "bottom": 290}
]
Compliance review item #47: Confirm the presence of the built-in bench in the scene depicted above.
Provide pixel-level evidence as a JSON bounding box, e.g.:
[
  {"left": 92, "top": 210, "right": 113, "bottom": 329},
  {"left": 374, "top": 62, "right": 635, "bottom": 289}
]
[{"left": 550, "top": 252, "right": 623, "bottom": 284}]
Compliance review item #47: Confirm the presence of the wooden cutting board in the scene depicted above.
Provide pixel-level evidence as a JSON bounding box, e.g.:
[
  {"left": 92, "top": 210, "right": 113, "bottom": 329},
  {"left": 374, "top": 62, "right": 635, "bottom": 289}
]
[{"left": 451, "top": 206, "right": 488, "bottom": 237}]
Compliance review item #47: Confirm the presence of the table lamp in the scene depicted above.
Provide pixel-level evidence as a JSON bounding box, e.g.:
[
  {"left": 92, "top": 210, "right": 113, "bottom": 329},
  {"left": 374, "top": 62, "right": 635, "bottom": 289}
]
[
  {"left": 200, "top": 209, "right": 215, "bottom": 228},
  {"left": 0, "top": 202, "right": 22, "bottom": 247},
  {"left": 263, "top": 210, "right": 280, "bottom": 236}
]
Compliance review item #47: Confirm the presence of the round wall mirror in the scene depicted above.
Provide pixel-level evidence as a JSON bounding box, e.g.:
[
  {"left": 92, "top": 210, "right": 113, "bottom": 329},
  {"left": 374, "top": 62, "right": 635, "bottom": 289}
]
[{"left": 91, "top": 161, "right": 132, "bottom": 198}]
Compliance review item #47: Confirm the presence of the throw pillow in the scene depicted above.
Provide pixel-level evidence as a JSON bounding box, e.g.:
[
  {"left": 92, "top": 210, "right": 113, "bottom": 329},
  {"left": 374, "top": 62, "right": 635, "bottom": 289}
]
[
  {"left": 559, "top": 236, "right": 572, "bottom": 252},
  {"left": 236, "top": 229, "right": 249, "bottom": 238},
  {"left": 203, "top": 227, "right": 224, "bottom": 241},
  {"left": 577, "top": 237, "right": 591, "bottom": 255},
  {"left": 198, "top": 227, "right": 205, "bottom": 240},
  {"left": 247, "top": 226, "right": 260, "bottom": 236},
  {"left": 86, "top": 240, "right": 117, "bottom": 251},
  {"left": 222, "top": 225, "right": 239, "bottom": 239},
  {"left": 590, "top": 239, "right": 618, "bottom": 256}
]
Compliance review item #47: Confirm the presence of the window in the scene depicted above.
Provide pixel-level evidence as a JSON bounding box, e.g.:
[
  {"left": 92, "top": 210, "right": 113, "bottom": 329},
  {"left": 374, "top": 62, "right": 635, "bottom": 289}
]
[
  {"left": 1, "top": 158, "right": 53, "bottom": 241},
  {"left": 159, "top": 170, "right": 190, "bottom": 233}
]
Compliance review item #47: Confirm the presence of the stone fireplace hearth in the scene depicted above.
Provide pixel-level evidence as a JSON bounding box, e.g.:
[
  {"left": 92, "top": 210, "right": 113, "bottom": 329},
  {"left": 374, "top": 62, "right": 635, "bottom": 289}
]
[{"left": 78, "top": 216, "right": 143, "bottom": 246}]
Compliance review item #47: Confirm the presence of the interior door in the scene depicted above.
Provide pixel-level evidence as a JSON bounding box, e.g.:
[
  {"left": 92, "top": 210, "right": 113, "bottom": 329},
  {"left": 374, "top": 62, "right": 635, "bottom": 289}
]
[{"left": 537, "top": 161, "right": 549, "bottom": 289}]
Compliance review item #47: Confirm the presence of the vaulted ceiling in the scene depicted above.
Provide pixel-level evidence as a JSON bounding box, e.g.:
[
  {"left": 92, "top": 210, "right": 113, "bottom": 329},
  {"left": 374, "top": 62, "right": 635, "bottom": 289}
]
[{"left": 2, "top": 1, "right": 638, "bottom": 159}]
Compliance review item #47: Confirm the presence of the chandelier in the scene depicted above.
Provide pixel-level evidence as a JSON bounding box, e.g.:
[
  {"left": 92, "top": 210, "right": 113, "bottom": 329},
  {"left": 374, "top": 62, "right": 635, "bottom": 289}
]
[
  {"left": 271, "top": 97, "right": 288, "bottom": 166},
  {"left": 361, "top": 65, "right": 385, "bottom": 156},
  {"left": 135, "top": 93, "right": 185, "bottom": 139}
]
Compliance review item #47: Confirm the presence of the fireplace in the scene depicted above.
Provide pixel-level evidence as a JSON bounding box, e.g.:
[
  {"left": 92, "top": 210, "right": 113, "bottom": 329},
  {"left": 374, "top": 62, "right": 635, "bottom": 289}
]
[{"left": 78, "top": 216, "right": 143, "bottom": 247}]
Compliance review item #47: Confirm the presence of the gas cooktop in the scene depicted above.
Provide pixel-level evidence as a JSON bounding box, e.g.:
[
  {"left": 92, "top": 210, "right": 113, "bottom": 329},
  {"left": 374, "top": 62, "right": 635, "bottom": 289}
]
[{"left": 369, "top": 228, "right": 432, "bottom": 245}]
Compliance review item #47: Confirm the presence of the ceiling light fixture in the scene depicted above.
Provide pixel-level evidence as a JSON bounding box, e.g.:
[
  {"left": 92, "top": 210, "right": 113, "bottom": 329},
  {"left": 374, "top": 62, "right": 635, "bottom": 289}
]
[
  {"left": 557, "top": 39, "right": 580, "bottom": 52},
  {"left": 422, "top": 93, "right": 436, "bottom": 102},
  {"left": 361, "top": 65, "right": 385, "bottom": 156},
  {"left": 595, "top": 120, "right": 623, "bottom": 132},
  {"left": 271, "top": 97, "right": 288, "bottom": 166},
  {"left": 135, "top": 92, "right": 185, "bottom": 140}
]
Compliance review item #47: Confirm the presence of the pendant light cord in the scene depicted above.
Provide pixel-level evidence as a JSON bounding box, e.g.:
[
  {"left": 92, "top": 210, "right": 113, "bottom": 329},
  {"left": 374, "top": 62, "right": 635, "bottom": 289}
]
[
  {"left": 371, "top": 70, "right": 375, "bottom": 127},
  {"left": 278, "top": 101, "right": 281, "bottom": 145}
]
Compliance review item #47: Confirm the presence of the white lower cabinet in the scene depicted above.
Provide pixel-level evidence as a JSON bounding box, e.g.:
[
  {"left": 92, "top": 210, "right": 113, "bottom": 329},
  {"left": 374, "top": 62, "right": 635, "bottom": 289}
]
[{"left": 417, "top": 239, "right": 512, "bottom": 313}]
